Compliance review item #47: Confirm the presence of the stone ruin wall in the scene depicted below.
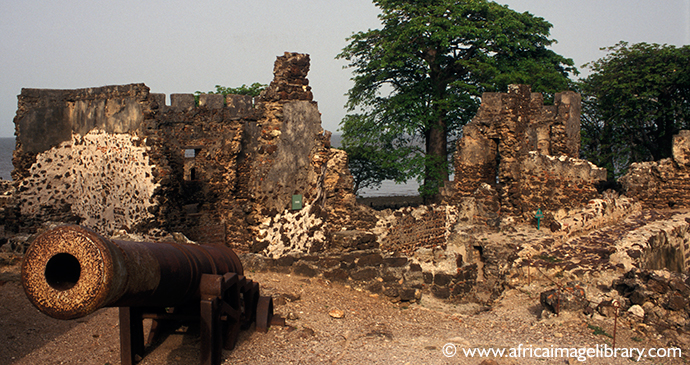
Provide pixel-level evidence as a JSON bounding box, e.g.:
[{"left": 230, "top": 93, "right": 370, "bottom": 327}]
[
  {"left": 453, "top": 84, "right": 607, "bottom": 220},
  {"left": 6, "top": 75, "right": 614, "bottom": 304},
  {"left": 12, "top": 84, "right": 161, "bottom": 234},
  {"left": 15, "top": 53, "right": 689, "bottom": 305},
  {"left": 620, "top": 130, "right": 690, "bottom": 209},
  {"left": 9, "top": 53, "right": 364, "bottom": 252}
]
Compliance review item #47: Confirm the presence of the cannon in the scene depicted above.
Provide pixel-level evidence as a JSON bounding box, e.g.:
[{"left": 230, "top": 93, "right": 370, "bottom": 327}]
[{"left": 21, "top": 225, "right": 281, "bottom": 365}]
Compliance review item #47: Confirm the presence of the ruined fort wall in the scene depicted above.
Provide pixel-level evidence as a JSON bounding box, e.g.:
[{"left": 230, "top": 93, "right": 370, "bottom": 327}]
[
  {"left": 620, "top": 130, "right": 690, "bottom": 208},
  {"left": 146, "top": 96, "right": 251, "bottom": 246},
  {"left": 10, "top": 83, "right": 259, "bottom": 238},
  {"left": 453, "top": 85, "right": 603, "bottom": 217},
  {"left": 9, "top": 53, "right": 359, "bottom": 249},
  {"left": 243, "top": 53, "right": 371, "bottom": 256},
  {"left": 517, "top": 152, "right": 606, "bottom": 213},
  {"left": 11, "top": 84, "right": 164, "bottom": 234},
  {"left": 12, "top": 84, "right": 151, "bottom": 180}
]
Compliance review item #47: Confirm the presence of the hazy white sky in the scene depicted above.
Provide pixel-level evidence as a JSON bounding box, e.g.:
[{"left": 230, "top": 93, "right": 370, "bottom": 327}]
[{"left": 0, "top": 0, "right": 688, "bottom": 138}]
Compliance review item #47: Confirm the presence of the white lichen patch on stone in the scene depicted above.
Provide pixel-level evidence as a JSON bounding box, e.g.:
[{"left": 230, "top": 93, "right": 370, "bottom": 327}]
[
  {"left": 18, "top": 130, "right": 158, "bottom": 235},
  {"left": 258, "top": 203, "right": 326, "bottom": 258}
]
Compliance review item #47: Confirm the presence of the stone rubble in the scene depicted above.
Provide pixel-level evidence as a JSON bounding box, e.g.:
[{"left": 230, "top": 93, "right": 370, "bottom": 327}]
[{"left": 2, "top": 52, "right": 690, "bottom": 351}]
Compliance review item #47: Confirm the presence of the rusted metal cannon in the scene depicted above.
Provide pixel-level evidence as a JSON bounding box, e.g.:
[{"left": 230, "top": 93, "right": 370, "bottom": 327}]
[{"left": 21, "top": 225, "right": 281, "bottom": 365}]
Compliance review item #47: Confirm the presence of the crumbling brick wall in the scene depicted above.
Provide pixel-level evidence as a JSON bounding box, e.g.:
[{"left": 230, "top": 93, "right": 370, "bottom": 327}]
[
  {"left": 146, "top": 92, "right": 251, "bottom": 246},
  {"left": 10, "top": 53, "right": 361, "bottom": 251},
  {"left": 12, "top": 84, "right": 164, "bottom": 233},
  {"left": 453, "top": 85, "right": 606, "bottom": 217},
  {"left": 375, "top": 205, "right": 458, "bottom": 256},
  {"left": 620, "top": 130, "right": 690, "bottom": 208}
]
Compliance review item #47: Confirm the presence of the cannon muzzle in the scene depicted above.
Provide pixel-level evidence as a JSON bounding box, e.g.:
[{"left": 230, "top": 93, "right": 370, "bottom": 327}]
[{"left": 21, "top": 225, "right": 243, "bottom": 320}]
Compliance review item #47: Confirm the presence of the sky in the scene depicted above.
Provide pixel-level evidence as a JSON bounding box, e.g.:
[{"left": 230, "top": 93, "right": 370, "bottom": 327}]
[{"left": 0, "top": 0, "right": 689, "bottom": 138}]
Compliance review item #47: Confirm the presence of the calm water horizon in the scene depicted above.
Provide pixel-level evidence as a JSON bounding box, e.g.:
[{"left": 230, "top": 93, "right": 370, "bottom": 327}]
[
  {"left": 0, "top": 138, "right": 13, "bottom": 181},
  {"left": 0, "top": 136, "right": 419, "bottom": 196}
]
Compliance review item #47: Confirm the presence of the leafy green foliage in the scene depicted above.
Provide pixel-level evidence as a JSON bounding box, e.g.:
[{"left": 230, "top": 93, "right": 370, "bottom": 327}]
[
  {"left": 579, "top": 42, "right": 690, "bottom": 180},
  {"left": 194, "top": 82, "right": 267, "bottom": 105},
  {"left": 344, "top": 145, "right": 401, "bottom": 194},
  {"left": 206, "top": 83, "right": 268, "bottom": 97},
  {"left": 337, "top": 0, "right": 575, "bottom": 201}
]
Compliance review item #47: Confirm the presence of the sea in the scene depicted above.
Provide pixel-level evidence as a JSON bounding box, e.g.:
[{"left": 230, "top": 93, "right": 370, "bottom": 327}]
[
  {"left": 0, "top": 136, "right": 419, "bottom": 197},
  {"left": 0, "top": 138, "right": 13, "bottom": 181}
]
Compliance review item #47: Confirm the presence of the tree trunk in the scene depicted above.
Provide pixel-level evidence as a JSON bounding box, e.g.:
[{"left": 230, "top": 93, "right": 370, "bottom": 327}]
[{"left": 423, "top": 116, "right": 448, "bottom": 204}]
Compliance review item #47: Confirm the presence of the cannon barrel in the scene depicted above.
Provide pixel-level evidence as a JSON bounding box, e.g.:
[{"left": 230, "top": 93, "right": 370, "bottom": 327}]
[{"left": 21, "top": 225, "right": 244, "bottom": 320}]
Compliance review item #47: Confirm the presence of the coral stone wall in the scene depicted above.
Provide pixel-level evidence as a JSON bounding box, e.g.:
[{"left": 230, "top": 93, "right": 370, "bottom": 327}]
[
  {"left": 149, "top": 95, "right": 250, "bottom": 246},
  {"left": 518, "top": 152, "right": 606, "bottom": 213},
  {"left": 620, "top": 130, "right": 690, "bottom": 208},
  {"left": 9, "top": 53, "right": 358, "bottom": 250},
  {"left": 12, "top": 84, "right": 151, "bottom": 180},
  {"left": 16, "top": 131, "right": 158, "bottom": 234},
  {"left": 453, "top": 85, "right": 605, "bottom": 217}
]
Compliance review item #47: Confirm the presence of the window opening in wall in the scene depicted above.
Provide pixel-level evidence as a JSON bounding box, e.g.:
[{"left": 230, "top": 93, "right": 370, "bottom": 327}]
[
  {"left": 190, "top": 167, "right": 197, "bottom": 181},
  {"left": 184, "top": 149, "right": 196, "bottom": 158}
]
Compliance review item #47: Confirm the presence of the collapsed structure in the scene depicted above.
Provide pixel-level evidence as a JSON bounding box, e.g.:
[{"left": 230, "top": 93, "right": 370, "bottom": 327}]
[
  {"left": 452, "top": 84, "right": 606, "bottom": 219},
  {"left": 9, "top": 53, "right": 368, "bottom": 251},
  {"left": 5, "top": 52, "right": 690, "bottom": 306},
  {"left": 620, "top": 130, "right": 690, "bottom": 208}
]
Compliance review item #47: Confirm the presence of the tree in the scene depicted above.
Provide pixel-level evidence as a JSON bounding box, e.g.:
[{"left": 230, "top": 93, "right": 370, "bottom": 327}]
[
  {"left": 340, "top": 116, "right": 402, "bottom": 194},
  {"left": 337, "top": 0, "right": 575, "bottom": 202},
  {"left": 194, "top": 82, "right": 267, "bottom": 102},
  {"left": 579, "top": 42, "right": 690, "bottom": 180}
]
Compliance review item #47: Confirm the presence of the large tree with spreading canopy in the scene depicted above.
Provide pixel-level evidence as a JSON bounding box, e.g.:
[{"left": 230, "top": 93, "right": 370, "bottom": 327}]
[
  {"left": 337, "top": 0, "right": 575, "bottom": 202},
  {"left": 579, "top": 42, "right": 690, "bottom": 181}
]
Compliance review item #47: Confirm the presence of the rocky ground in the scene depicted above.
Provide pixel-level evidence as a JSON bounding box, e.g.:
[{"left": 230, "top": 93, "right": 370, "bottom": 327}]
[
  {"left": 2, "top": 199, "right": 690, "bottom": 364},
  {"left": 1, "top": 251, "right": 688, "bottom": 365}
]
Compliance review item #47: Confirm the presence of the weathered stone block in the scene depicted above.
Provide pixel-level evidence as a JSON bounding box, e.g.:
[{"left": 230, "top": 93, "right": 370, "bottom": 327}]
[
  {"left": 403, "top": 270, "right": 424, "bottom": 288},
  {"left": 431, "top": 285, "right": 451, "bottom": 299},
  {"left": 293, "top": 262, "right": 318, "bottom": 277},
  {"left": 350, "top": 267, "right": 378, "bottom": 281},
  {"left": 198, "top": 94, "right": 224, "bottom": 109},
  {"left": 226, "top": 94, "right": 253, "bottom": 117},
  {"left": 149, "top": 93, "right": 167, "bottom": 111},
  {"left": 383, "top": 257, "right": 408, "bottom": 267},
  {"left": 366, "top": 281, "right": 383, "bottom": 293},
  {"left": 170, "top": 93, "right": 195, "bottom": 110},
  {"left": 380, "top": 268, "right": 402, "bottom": 283},
  {"left": 317, "top": 257, "right": 341, "bottom": 269},
  {"left": 323, "top": 268, "right": 349, "bottom": 282},
  {"left": 399, "top": 288, "right": 417, "bottom": 301},
  {"left": 358, "top": 253, "right": 384, "bottom": 267},
  {"left": 433, "top": 273, "right": 453, "bottom": 286},
  {"left": 666, "top": 293, "right": 687, "bottom": 311},
  {"left": 672, "top": 130, "right": 690, "bottom": 167},
  {"left": 382, "top": 284, "right": 399, "bottom": 298},
  {"left": 274, "top": 256, "right": 295, "bottom": 267}
]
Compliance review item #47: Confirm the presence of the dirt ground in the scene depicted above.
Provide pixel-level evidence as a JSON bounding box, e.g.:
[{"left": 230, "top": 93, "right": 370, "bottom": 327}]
[{"left": 1, "top": 254, "right": 687, "bottom": 365}]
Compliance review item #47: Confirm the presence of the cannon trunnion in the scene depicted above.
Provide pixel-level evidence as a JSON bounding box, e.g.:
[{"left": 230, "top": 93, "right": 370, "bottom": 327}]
[{"left": 21, "top": 225, "right": 281, "bottom": 365}]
